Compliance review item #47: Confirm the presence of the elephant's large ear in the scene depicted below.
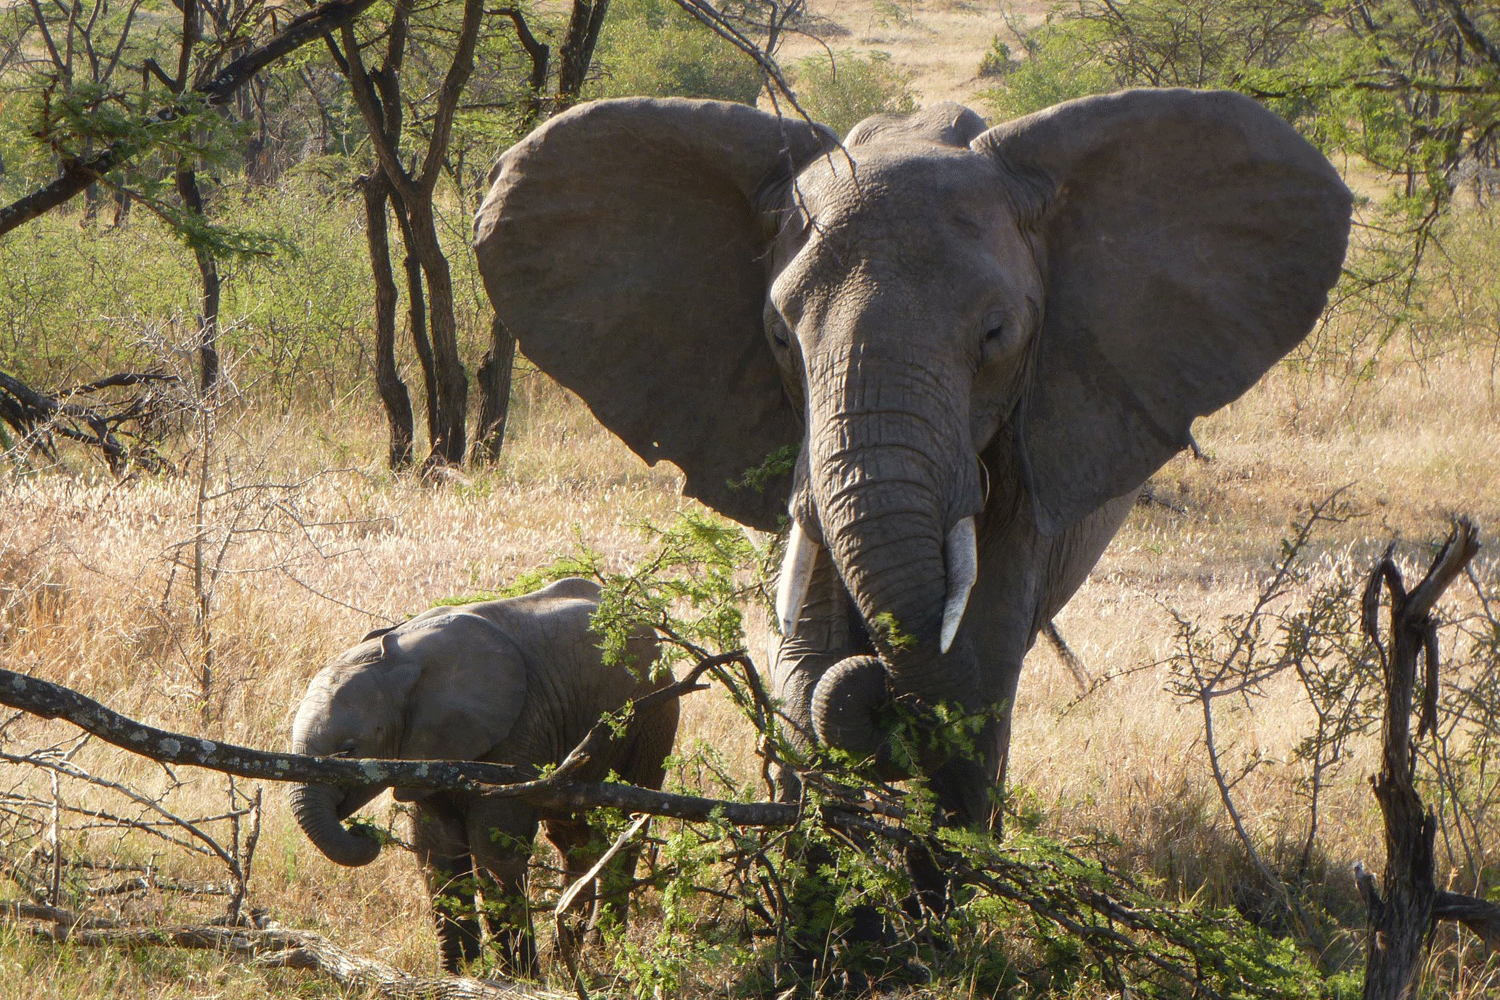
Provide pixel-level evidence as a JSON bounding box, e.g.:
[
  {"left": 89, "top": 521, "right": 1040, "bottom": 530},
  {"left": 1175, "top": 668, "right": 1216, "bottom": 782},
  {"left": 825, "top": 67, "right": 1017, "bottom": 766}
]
[
  {"left": 973, "top": 89, "right": 1351, "bottom": 534},
  {"left": 389, "top": 614, "right": 528, "bottom": 764},
  {"left": 474, "top": 98, "right": 835, "bottom": 529}
]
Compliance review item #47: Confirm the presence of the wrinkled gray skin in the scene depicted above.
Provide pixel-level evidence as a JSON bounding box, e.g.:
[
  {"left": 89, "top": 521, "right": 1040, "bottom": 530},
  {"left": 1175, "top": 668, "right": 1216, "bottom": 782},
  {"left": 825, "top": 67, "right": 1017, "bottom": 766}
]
[
  {"left": 288, "top": 578, "right": 675, "bottom": 974},
  {"left": 472, "top": 92, "right": 1351, "bottom": 835}
]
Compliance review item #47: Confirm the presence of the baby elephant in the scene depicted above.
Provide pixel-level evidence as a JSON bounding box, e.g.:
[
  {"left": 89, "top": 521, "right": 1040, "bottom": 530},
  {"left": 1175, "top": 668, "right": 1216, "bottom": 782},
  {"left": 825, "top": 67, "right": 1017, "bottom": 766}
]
[{"left": 288, "top": 577, "right": 676, "bottom": 975}]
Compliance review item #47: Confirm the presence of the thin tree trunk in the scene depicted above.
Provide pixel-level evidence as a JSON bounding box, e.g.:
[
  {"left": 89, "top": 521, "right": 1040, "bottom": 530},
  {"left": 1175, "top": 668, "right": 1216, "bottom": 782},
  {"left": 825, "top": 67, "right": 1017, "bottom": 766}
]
[
  {"left": 472, "top": 315, "right": 515, "bottom": 464},
  {"left": 556, "top": 0, "right": 611, "bottom": 107},
  {"left": 175, "top": 168, "right": 220, "bottom": 394},
  {"left": 390, "top": 201, "right": 438, "bottom": 443},
  {"left": 1357, "top": 521, "right": 1481, "bottom": 999},
  {"left": 494, "top": 7, "right": 549, "bottom": 131},
  {"left": 405, "top": 198, "right": 466, "bottom": 466},
  {"left": 360, "top": 169, "right": 414, "bottom": 469}
]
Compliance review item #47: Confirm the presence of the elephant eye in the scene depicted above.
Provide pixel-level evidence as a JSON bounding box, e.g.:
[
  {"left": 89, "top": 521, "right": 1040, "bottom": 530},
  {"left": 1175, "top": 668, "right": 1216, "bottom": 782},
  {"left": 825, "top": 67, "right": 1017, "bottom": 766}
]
[
  {"left": 981, "top": 310, "right": 1011, "bottom": 350},
  {"left": 770, "top": 325, "right": 790, "bottom": 350}
]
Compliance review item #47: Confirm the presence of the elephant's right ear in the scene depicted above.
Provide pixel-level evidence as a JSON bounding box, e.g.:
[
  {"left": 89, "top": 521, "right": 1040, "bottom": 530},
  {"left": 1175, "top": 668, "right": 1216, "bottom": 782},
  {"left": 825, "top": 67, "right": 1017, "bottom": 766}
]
[{"left": 474, "top": 98, "right": 835, "bottom": 530}]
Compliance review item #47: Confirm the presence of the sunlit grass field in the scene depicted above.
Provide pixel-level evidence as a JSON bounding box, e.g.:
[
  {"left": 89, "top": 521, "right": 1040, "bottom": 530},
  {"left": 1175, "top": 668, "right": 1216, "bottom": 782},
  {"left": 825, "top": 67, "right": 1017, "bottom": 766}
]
[
  {"left": 3, "top": 0, "right": 1500, "bottom": 990},
  {"left": 3, "top": 332, "right": 1497, "bottom": 996}
]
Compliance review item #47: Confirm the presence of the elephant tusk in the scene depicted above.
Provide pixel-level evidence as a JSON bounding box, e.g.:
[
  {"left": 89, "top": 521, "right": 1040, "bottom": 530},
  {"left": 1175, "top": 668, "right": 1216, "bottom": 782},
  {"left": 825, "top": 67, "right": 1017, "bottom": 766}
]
[
  {"left": 940, "top": 517, "right": 978, "bottom": 654},
  {"left": 776, "top": 521, "right": 819, "bottom": 637}
]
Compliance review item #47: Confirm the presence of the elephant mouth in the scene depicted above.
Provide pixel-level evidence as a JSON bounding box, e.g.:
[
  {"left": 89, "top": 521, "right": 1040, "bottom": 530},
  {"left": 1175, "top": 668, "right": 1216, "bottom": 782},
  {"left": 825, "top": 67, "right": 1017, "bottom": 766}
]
[
  {"left": 776, "top": 511, "right": 979, "bottom": 657},
  {"left": 335, "top": 784, "right": 384, "bottom": 821}
]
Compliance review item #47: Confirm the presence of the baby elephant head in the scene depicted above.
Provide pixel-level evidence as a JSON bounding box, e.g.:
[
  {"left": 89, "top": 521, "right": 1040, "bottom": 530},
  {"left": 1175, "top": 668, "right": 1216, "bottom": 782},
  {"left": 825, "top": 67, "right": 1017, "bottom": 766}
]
[{"left": 287, "top": 611, "right": 527, "bottom": 867}]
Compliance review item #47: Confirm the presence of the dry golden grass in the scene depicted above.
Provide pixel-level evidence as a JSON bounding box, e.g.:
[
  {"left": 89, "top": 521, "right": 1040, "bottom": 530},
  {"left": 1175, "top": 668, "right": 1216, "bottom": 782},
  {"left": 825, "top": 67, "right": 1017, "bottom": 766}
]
[
  {"left": 4, "top": 9, "right": 1500, "bottom": 992},
  {"left": 2, "top": 340, "right": 1496, "bottom": 996},
  {"left": 778, "top": 0, "right": 1050, "bottom": 107}
]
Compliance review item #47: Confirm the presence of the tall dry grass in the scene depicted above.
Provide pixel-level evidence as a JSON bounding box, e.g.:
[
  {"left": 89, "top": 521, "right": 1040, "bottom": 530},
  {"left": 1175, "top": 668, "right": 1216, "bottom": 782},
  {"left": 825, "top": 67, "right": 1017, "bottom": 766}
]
[
  {"left": 2, "top": 116, "right": 1499, "bottom": 1000},
  {"left": 2, "top": 334, "right": 1496, "bottom": 995}
]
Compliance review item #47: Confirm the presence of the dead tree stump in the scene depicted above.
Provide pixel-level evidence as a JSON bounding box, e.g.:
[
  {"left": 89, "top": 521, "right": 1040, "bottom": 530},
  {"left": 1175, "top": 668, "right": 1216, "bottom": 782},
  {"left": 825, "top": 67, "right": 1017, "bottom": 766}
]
[{"left": 1356, "top": 519, "right": 1494, "bottom": 999}]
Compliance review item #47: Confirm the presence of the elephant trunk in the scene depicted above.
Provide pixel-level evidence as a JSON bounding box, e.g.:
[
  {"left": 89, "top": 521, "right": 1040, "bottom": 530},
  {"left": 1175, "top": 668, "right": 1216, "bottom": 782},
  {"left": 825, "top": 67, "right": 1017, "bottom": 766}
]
[
  {"left": 800, "top": 353, "right": 984, "bottom": 761},
  {"left": 288, "top": 781, "right": 382, "bottom": 868}
]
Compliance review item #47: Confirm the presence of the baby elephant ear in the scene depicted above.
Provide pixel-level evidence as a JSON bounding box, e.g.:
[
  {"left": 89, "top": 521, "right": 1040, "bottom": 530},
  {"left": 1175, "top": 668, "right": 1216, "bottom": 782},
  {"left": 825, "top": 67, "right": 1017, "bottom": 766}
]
[
  {"left": 393, "top": 613, "right": 529, "bottom": 766},
  {"left": 475, "top": 98, "right": 835, "bottom": 530},
  {"left": 974, "top": 89, "right": 1352, "bottom": 534}
]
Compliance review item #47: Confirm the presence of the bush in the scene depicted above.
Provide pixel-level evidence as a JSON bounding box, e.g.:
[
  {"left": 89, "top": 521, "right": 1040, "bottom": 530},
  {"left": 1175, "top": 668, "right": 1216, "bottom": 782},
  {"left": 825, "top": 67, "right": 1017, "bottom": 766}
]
[
  {"left": 790, "top": 51, "right": 917, "bottom": 138},
  {"left": 0, "top": 173, "right": 396, "bottom": 404},
  {"left": 980, "top": 18, "right": 1112, "bottom": 121},
  {"left": 977, "top": 36, "right": 1013, "bottom": 77},
  {"left": 589, "top": 0, "right": 764, "bottom": 103}
]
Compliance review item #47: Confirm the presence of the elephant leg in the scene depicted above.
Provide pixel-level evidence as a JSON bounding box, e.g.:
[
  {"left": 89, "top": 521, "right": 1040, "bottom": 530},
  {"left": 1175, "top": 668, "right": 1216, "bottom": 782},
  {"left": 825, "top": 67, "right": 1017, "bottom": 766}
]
[
  {"left": 962, "top": 487, "right": 1140, "bottom": 834},
  {"left": 411, "top": 802, "right": 483, "bottom": 973},
  {"left": 467, "top": 801, "right": 541, "bottom": 978},
  {"left": 543, "top": 816, "right": 610, "bottom": 962}
]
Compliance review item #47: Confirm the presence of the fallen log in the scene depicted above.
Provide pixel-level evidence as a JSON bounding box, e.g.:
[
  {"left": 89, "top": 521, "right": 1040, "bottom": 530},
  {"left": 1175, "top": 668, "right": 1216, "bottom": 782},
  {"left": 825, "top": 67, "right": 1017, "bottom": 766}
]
[
  {"left": 3, "top": 902, "right": 565, "bottom": 1000},
  {"left": 0, "top": 368, "right": 177, "bottom": 473}
]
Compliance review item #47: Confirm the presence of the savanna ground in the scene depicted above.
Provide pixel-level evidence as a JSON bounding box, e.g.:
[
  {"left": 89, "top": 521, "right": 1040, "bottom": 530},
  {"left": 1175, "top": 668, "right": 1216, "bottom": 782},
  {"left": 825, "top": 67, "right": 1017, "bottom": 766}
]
[{"left": 4, "top": 1, "right": 1500, "bottom": 997}]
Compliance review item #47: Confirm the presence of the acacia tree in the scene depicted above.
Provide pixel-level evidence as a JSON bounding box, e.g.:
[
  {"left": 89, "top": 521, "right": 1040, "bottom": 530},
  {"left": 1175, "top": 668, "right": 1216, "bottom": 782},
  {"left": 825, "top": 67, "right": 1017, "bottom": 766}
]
[
  {"left": 333, "top": 0, "right": 616, "bottom": 470},
  {"left": 0, "top": 0, "right": 387, "bottom": 395}
]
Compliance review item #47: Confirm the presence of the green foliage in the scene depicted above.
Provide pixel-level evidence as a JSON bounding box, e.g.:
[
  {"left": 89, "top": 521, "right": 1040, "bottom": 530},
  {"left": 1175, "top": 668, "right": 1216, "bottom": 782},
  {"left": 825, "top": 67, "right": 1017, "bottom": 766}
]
[
  {"left": 0, "top": 173, "right": 381, "bottom": 399},
  {"left": 510, "top": 508, "right": 1383, "bottom": 997},
  {"left": 977, "top": 36, "right": 1013, "bottom": 78},
  {"left": 791, "top": 50, "right": 917, "bottom": 138},
  {"left": 591, "top": 510, "right": 762, "bottom": 672},
  {"left": 729, "top": 442, "right": 798, "bottom": 496},
  {"left": 589, "top": 0, "right": 763, "bottom": 103},
  {"left": 979, "top": 14, "right": 1114, "bottom": 120},
  {"left": 867, "top": 609, "right": 916, "bottom": 651}
]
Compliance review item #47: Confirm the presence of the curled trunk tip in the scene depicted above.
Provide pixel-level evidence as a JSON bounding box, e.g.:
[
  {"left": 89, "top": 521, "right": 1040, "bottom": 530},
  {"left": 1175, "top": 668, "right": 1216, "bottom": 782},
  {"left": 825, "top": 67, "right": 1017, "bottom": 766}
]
[{"left": 290, "top": 784, "right": 382, "bottom": 867}]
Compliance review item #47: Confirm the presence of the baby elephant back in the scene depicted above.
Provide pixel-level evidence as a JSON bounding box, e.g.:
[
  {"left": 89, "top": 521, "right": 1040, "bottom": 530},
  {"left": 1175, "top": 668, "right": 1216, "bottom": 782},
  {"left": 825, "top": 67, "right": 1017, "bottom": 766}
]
[{"left": 451, "top": 578, "right": 672, "bottom": 773}]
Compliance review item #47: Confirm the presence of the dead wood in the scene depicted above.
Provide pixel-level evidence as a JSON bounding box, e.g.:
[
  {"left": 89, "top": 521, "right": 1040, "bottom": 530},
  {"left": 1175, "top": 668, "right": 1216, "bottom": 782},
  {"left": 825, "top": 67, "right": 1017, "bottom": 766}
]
[
  {"left": 0, "top": 368, "right": 178, "bottom": 473},
  {"left": 1356, "top": 518, "right": 1486, "bottom": 1000},
  {"left": 3, "top": 902, "right": 566, "bottom": 999}
]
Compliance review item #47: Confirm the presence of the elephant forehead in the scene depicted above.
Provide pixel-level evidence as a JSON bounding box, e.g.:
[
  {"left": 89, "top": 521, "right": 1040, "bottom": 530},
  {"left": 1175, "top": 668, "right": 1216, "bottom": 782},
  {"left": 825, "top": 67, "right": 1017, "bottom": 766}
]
[
  {"left": 793, "top": 144, "right": 1006, "bottom": 236},
  {"left": 772, "top": 148, "right": 1027, "bottom": 330}
]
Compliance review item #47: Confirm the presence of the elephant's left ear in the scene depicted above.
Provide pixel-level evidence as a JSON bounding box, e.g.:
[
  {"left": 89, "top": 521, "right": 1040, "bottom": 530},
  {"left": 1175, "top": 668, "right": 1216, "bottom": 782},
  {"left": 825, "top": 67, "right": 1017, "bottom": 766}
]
[{"left": 973, "top": 89, "right": 1351, "bottom": 534}]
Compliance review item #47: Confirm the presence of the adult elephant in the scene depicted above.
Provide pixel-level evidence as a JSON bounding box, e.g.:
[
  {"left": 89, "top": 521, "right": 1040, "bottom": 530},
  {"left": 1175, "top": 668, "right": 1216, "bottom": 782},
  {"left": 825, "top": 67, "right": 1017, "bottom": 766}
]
[{"left": 473, "top": 91, "right": 1351, "bottom": 831}]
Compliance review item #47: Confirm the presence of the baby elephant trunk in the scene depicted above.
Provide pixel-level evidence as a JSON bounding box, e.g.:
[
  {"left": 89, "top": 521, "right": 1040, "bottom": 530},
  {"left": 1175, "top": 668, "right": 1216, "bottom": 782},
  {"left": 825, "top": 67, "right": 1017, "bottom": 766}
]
[{"left": 288, "top": 781, "right": 382, "bottom": 867}]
